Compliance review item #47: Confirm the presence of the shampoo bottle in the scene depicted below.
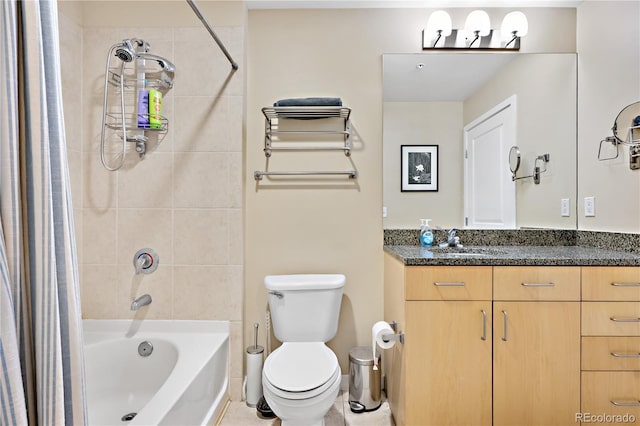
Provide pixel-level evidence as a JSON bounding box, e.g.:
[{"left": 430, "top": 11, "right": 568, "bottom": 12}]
[
  {"left": 419, "top": 219, "right": 434, "bottom": 247},
  {"left": 149, "top": 89, "right": 163, "bottom": 129},
  {"left": 137, "top": 90, "right": 149, "bottom": 128}
]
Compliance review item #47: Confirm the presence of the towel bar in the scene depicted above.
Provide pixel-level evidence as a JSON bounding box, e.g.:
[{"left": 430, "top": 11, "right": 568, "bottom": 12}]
[{"left": 254, "top": 170, "right": 357, "bottom": 181}]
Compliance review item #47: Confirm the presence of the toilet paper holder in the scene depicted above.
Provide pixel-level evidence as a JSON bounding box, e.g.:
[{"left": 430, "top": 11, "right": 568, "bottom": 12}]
[{"left": 381, "top": 320, "right": 405, "bottom": 344}]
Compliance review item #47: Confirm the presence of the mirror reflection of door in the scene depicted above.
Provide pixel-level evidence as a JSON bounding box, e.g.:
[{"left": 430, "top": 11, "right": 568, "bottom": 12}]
[{"left": 464, "top": 96, "right": 516, "bottom": 229}]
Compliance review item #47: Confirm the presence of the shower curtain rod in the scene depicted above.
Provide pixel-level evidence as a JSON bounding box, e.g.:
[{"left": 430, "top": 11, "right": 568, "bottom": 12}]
[{"left": 186, "top": 0, "right": 239, "bottom": 71}]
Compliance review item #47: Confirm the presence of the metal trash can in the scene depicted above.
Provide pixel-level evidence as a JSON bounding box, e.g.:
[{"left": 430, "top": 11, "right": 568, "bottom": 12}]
[{"left": 348, "top": 346, "right": 382, "bottom": 413}]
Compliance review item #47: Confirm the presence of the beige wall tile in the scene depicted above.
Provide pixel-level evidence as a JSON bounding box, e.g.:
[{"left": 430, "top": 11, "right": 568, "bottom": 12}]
[
  {"left": 73, "top": 208, "right": 83, "bottom": 266},
  {"left": 173, "top": 27, "right": 234, "bottom": 97},
  {"left": 174, "top": 209, "right": 228, "bottom": 265},
  {"left": 115, "top": 264, "right": 173, "bottom": 319},
  {"left": 173, "top": 266, "right": 228, "bottom": 319},
  {"left": 229, "top": 378, "right": 243, "bottom": 402},
  {"left": 83, "top": 208, "right": 117, "bottom": 264},
  {"left": 227, "top": 209, "right": 243, "bottom": 266},
  {"left": 118, "top": 153, "right": 173, "bottom": 208},
  {"left": 230, "top": 320, "right": 244, "bottom": 379},
  {"left": 82, "top": 151, "right": 117, "bottom": 209},
  {"left": 173, "top": 96, "right": 230, "bottom": 152},
  {"left": 228, "top": 265, "right": 243, "bottom": 322},
  {"left": 229, "top": 152, "right": 243, "bottom": 209},
  {"left": 173, "top": 153, "right": 230, "bottom": 208},
  {"left": 117, "top": 209, "right": 173, "bottom": 266},
  {"left": 81, "top": 265, "right": 118, "bottom": 319},
  {"left": 67, "top": 149, "right": 82, "bottom": 211}
]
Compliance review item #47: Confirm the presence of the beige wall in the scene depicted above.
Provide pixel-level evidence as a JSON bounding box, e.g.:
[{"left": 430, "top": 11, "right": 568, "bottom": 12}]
[
  {"left": 577, "top": 1, "right": 640, "bottom": 232},
  {"left": 246, "top": 7, "right": 576, "bottom": 373},
  {"left": 383, "top": 102, "right": 464, "bottom": 229},
  {"left": 58, "top": 1, "right": 246, "bottom": 400}
]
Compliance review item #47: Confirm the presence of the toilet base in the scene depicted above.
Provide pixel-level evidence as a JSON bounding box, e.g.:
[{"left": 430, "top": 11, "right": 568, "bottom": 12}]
[{"left": 263, "top": 369, "right": 341, "bottom": 426}]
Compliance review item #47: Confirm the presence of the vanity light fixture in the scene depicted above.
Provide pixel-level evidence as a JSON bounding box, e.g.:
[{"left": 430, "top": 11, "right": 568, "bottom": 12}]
[
  {"left": 424, "top": 10, "right": 452, "bottom": 48},
  {"left": 464, "top": 10, "right": 491, "bottom": 47},
  {"left": 422, "top": 10, "right": 528, "bottom": 51},
  {"left": 501, "top": 11, "right": 529, "bottom": 48}
]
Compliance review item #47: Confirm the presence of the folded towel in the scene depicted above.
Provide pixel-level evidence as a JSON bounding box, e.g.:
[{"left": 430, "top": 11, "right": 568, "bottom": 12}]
[{"left": 273, "top": 97, "right": 342, "bottom": 107}]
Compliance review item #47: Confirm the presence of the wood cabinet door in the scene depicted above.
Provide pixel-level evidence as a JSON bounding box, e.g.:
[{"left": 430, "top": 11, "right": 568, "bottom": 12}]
[
  {"left": 493, "top": 301, "right": 580, "bottom": 426},
  {"left": 405, "top": 301, "right": 492, "bottom": 426}
]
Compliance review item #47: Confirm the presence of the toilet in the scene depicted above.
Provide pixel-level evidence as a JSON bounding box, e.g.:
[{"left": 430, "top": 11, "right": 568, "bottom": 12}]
[{"left": 262, "top": 274, "right": 345, "bottom": 426}]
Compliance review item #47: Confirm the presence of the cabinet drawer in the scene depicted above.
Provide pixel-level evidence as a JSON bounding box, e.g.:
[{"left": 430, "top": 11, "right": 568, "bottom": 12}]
[
  {"left": 583, "top": 337, "right": 640, "bottom": 370},
  {"left": 583, "top": 267, "right": 640, "bottom": 301},
  {"left": 405, "top": 266, "right": 492, "bottom": 300},
  {"left": 582, "top": 372, "right": 640, "bottom": 420},
  {"left": 493, "top": 266, "right": 580, "bottom": 301},
  {"left": 583, "top": 302, "right": 640, "bottom": 336}
]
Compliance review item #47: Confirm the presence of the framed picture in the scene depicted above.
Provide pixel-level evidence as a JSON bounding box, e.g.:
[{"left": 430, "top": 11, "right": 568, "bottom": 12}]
[{"left": 401, "top": 145, "right": 439, "bottom": 192}]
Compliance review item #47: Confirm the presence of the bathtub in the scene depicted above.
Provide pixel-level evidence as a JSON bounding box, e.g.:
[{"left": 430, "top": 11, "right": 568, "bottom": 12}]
[{"left": 83, "top": 320, "right": 229, "bottom": 426}]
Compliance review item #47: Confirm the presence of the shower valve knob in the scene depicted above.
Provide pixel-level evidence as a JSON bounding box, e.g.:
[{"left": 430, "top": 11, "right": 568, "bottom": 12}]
[{"left": 133, "top": 248, "right": 159, "bottom": 274}]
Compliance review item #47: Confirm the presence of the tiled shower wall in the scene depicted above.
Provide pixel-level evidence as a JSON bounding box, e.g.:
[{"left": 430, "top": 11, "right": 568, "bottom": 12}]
[{"left": 59, "top": 7, "right": 245, "bottom": 400}]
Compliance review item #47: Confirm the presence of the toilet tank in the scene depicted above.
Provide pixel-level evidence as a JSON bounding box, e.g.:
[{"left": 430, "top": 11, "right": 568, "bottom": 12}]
[{"left": 265, "top": 274, "right": 345, "bottom": 342}]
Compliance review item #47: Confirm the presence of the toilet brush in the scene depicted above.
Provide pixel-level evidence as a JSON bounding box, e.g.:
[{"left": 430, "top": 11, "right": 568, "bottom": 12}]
[
  {"left": 257, "top": 311, "right": 276, "bottom": 418},
  {"left": 245, "top": 323, "right": 264, "bottom": 407}
]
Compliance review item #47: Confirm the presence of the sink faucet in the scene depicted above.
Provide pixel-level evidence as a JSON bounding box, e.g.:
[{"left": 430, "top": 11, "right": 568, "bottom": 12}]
[
  {"left": 131, "top": 294, "right": 152, "bottom": 311},
  {"left": 439, "top": 228, "right": 463, "bottom": 248}
]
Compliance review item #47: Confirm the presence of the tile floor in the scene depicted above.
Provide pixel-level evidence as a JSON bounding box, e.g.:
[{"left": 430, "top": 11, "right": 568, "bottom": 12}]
[{"left": 219, "top": 390, "right": 394, "bottom": 426}]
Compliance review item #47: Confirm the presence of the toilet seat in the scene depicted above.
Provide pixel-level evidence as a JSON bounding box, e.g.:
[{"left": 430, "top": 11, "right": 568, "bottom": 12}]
[{"left": 263, "top": 342, "right": 340, "bottom": 400}]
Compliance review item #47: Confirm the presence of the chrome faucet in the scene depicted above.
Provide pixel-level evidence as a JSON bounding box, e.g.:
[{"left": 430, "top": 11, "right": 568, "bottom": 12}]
[
  {"left": 131, "top": 294, "right": 152, "bottom": 311},
  {"left": 439, "top": 228, "right": 462, "bottom": 248}
]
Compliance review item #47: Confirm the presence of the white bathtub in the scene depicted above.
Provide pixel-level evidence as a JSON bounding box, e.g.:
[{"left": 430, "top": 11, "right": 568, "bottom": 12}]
[{"left": 83, "top": 320, "right": 229, "bottom": 426}]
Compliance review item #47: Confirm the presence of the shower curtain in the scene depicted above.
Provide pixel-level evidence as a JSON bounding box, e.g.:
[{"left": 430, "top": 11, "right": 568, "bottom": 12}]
[{"left": 0, "top": 0, "right": 87, "bottom": 425}]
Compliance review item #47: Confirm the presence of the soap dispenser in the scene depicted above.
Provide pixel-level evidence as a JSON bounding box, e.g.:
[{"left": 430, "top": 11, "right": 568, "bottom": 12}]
[{"left": 419, "top": 219, "right": 434, "bottom": 247}]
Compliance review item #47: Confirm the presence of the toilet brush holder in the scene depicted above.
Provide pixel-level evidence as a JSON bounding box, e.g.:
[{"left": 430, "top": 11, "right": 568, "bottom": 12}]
[{"left": 246, "top": 323, "right": 264, "bottom": 407}]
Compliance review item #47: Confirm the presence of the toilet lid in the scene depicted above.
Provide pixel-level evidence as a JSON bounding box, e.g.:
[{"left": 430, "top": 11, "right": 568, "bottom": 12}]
[{"left": 264, "top": 342, "right": 338, "bottom": 392}]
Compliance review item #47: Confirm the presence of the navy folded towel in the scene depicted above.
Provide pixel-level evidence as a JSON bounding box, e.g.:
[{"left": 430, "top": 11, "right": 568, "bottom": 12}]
[{"left": 273, "top": 97, "right": 342, "bottom": 107}]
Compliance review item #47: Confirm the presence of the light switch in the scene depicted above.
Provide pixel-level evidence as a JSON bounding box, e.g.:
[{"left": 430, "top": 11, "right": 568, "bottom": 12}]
[
  {"left": 584, "top": 197, "right": 595, "bottom": 217},
  {"left": 561, "top": 198, "right": 570, "bottom": 217},
  {"left": 382, "top": 206, "right": 388, "bottom": 218}
]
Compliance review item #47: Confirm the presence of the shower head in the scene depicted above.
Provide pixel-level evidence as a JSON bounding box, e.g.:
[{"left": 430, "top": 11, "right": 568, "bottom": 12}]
[
  {"left": 113, "top": 39, "right": 148, "bottom": 63},
  {"left": 137, "top": 53, "right": 175, "bottom": 74},
  {"left": 114, "top": 39, "right": 135, "bottom": 62},
  {"left": 137, "top": 53, "right": 176, "bottom": 88}
]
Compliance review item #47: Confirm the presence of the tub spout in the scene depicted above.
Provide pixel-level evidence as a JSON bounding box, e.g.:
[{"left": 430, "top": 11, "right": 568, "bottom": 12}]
[{"left": 131, "top": 294, "right": 152, "bottom": 311}]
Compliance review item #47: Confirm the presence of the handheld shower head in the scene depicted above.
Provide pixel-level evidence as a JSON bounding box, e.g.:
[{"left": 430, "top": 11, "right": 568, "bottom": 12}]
[
  {"left": 113, "top": 39, "right": 149, "bottom": 63},
  {"left": 114, "top": 39, "right": 135, "bottom": 62}
]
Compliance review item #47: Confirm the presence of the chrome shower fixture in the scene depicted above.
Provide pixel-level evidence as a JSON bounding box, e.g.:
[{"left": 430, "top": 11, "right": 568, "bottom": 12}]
[
  {"left": 100, "top": 38, "right": 174, "bottom": 171},
  {"left": 113, "top": 38, "right": 150, "bottom": 62},
  {"left": 136, "top": 52, "right": 175, "bottom": 89}
]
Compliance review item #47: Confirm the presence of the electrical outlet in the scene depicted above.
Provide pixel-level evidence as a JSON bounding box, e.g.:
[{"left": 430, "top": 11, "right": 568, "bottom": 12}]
[
  {"left": 561, "top": 198, "right": 570, "bottom": 217},
  {"left": 382, "top": 206, "right": 388, "bottom": 218},
  {"left": 584, "top": 196, "right": 595, "bottom": 217}
]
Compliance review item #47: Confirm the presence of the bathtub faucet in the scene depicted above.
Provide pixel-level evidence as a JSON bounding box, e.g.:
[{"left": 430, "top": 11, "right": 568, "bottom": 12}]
[{"left": 131, "top": 294, "right": 152, "bottom": 311}]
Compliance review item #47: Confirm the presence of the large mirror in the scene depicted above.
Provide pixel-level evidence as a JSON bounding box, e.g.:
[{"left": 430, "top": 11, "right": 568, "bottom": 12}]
[{"left": 383, "top": 53, "right": 577, "bottom": 230}]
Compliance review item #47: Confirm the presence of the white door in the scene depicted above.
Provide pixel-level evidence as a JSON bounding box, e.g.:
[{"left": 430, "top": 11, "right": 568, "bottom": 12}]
[{"left": 464, "top": 96, "right": 516, "bottom": 229}]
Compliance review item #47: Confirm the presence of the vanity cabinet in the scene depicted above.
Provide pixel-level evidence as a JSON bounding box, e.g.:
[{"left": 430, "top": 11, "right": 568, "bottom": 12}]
[
  {"left": 581, "top": 267, "right": 640, "bottom": 421},
  {"left": 383, "top": 255, "right": 581, "bottom": 426},
  {"left": 492, "top": 267, "right": 581, "bottom": 426},
  {"left": 404, "top": 266, "right": 493, "bottom": 426}
]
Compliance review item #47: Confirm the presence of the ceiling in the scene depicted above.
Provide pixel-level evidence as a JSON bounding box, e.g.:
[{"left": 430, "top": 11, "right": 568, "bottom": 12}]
[
  {"left": 246, "top": 0, "right": 583, "bottom": 9},
  {"left": 383, "top": 53, "right": 516, "bottom": 102}
]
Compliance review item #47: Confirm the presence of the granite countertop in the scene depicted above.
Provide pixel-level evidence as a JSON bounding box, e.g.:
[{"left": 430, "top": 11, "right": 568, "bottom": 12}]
[{"left": 384, "top": 245, "right": 640, "bottom": 266}]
